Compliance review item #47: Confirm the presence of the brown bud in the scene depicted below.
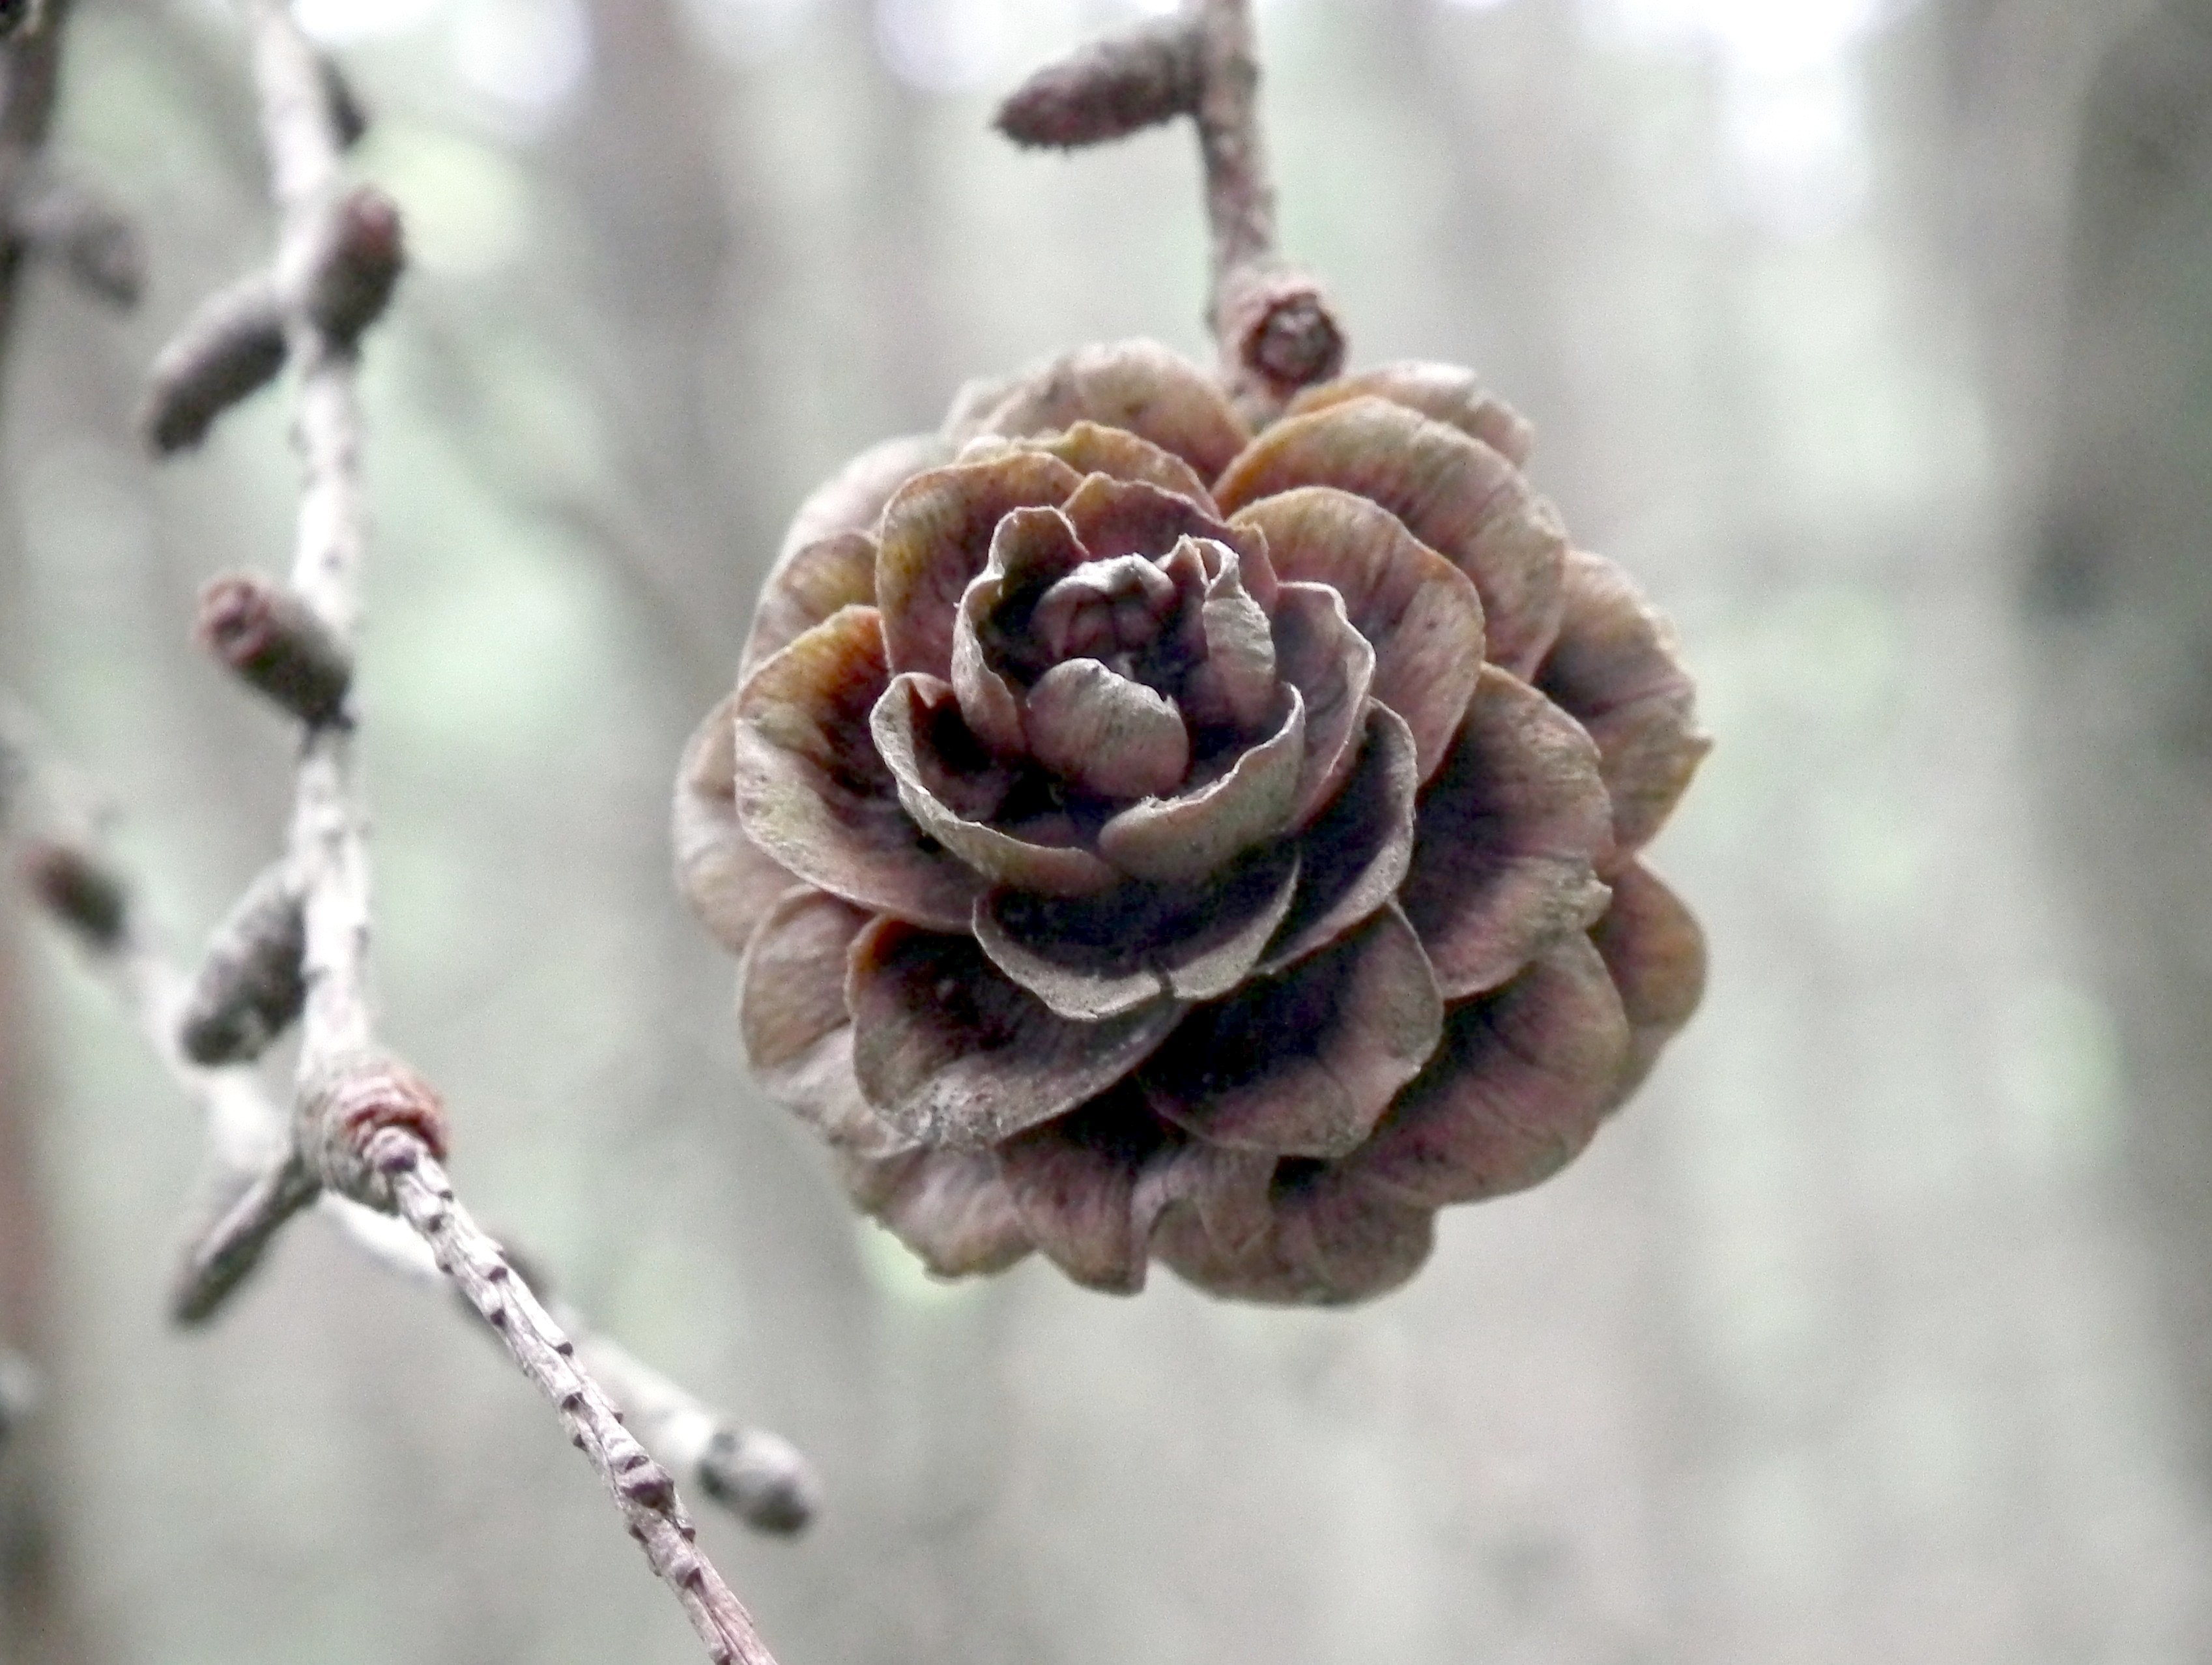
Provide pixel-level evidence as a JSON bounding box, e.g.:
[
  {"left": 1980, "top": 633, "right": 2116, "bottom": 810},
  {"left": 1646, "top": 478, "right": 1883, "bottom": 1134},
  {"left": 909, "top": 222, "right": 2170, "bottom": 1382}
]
[
  {"left": 19, "top": 839, "right": 128, "bottom": 949},
  {"left": 318, "top": 53, "right": 370, "bottom": 151},
  {"left": 195, "top": 573, "right": 352, "bottom": 727},
  {"left": 139, "top": 275, "right": 287, "bottom": 454},
  {"left": 298, "top": 1051, "right": 449, "bottom": 1208},
  {"left": 699, "top": 1428, "right": 819, "bottom": 1536},
  {"left": 995, "top": 19, "right": 1202, "bottom": 149},
  {"left": 177, "top": 863, "right": 307, "bottom": 1067},
  {"left": 301, "top": 186, "right": 405, "bottom": 348}
]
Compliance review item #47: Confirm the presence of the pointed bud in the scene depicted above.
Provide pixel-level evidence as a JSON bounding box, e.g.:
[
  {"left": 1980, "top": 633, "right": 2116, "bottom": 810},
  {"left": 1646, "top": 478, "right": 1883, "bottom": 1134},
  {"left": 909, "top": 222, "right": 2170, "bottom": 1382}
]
[
  {"left": 139, "top": 275, "right": 287, "bottom": 454},
  {"left": 995, "top": 19, "right": 1202, "bottom": 149},
  {"left": 195, "top": 573, "right": 352, "bottom": 727}
]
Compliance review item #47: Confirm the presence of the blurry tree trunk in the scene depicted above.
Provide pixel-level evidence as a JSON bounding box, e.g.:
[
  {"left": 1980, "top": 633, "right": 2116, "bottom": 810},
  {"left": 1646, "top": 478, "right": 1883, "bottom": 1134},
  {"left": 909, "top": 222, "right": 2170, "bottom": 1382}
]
[{"left": 1980, "top": 0, "right": 2212, "bottom": 1488}]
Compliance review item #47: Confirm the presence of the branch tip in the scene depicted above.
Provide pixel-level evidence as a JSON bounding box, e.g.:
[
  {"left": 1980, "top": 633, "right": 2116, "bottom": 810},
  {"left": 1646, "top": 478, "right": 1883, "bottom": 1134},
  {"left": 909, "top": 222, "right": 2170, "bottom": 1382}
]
[
  {"left": 5, "top": 173, "right": 145, "bottom": 308},
  {"left": 994, "top": 17, "right": 1202, "bottom": 150},
  {"left": 1220, "top": 268, "right": 1345, "bottom": 409}
]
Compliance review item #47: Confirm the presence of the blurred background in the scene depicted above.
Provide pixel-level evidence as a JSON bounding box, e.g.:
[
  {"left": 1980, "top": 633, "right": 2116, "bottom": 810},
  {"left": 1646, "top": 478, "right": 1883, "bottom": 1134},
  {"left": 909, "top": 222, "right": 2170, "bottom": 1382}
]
[{"left": 5, "top": 0, "right": 2212, "bottom": 1659}]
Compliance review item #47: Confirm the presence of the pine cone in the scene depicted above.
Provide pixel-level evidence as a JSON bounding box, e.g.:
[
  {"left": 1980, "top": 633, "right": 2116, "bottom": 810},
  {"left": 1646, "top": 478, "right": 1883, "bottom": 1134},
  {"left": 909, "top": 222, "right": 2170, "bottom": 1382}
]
[{"left": 677, "top": 340, "right": 1708, "bottom": 1304}]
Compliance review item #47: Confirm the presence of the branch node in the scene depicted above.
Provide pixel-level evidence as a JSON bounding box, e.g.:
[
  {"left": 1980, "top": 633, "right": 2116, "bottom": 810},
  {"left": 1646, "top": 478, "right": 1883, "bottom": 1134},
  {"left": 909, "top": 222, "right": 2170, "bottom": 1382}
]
[
  {"left": 298, "top": 1054, "right": 448, "bottom": 1209},
  {"left": 139, "top": 274, "right": 287, "bottom": 454},
  {"left": 177, "top": 860, "right": 308, "bottom": 1065},
  {"left": 994, "top": 18, "right": 1201, "bottom": 149},
  {"left": 195, "top": 572, "right": 354, "bottom": 727}
]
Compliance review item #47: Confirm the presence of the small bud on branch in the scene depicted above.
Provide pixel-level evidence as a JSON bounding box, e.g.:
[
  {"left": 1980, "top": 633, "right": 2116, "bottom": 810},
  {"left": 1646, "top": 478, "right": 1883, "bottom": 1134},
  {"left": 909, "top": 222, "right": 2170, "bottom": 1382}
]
[
  {"left": 195, "top": 572, "right": 354, "bottom": 727},
  {"left": 296, "top": 184, "right": 403, "bottom": 349},
  {"left": 139, "top": 274, "right": 287, "bottom": 454},
  {"left": 19, "top": 837, "right": 128, "bottom": 949},
  {"left": 994, "top": 18, "right": 1201, "bottom": 149},
  {"left": 317, "top": 52, "right": 369, "bottom": 151},
  {"left": 177, "top": 861, "right": 307, "bottom": 1066}
]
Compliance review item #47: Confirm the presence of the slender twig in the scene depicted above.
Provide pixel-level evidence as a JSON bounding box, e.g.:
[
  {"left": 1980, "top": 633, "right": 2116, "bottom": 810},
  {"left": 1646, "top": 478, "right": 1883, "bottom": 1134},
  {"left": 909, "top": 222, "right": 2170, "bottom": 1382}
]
[
  {"left": 376, "top": 1133, "right": 777, "bottom": 1665},
  {"left": 0, "top": 706, "right": 817, "bottom": 1540},
  {"left": 995, "top": 0, "right": 1343, "bottom": 418}
]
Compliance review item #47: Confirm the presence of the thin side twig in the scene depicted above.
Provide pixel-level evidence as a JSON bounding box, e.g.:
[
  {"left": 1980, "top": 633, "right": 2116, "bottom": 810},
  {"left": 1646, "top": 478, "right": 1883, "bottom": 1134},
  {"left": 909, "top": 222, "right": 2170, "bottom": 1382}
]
[{"left": 994, "top": 0, "right": 1344, "bottom": 418}]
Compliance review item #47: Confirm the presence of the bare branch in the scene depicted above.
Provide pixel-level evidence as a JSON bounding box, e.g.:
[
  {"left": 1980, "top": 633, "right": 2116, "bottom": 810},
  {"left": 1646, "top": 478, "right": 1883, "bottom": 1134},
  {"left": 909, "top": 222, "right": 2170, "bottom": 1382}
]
[
  {"left": 0, "top": 712, "right": 815, "bottom": 1540},
  {"left": 369, "top": 1134, "right": 779, "bottom": 1665}
]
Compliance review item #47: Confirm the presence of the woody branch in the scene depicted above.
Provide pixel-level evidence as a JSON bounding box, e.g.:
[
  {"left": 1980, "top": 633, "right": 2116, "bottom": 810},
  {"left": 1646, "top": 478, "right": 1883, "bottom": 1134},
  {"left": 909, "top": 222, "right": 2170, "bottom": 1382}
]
[
  {"left": 0, "top": 703, "right": 816, "bottom": 1535},
  {"left": 78, "top": 2, "right": 796, "bottom": 1658}
]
